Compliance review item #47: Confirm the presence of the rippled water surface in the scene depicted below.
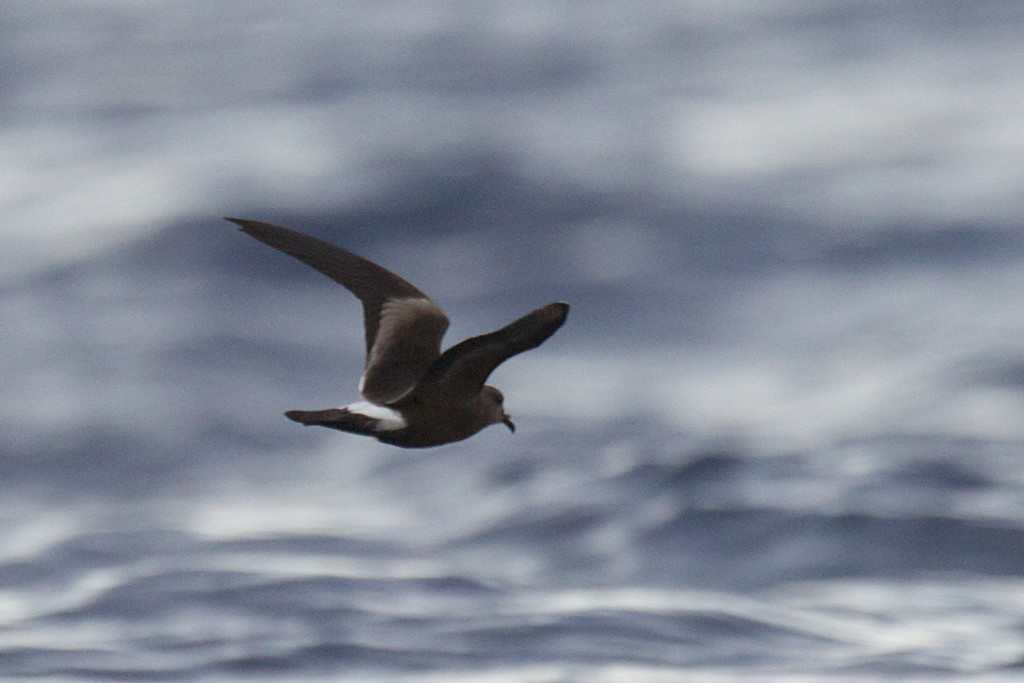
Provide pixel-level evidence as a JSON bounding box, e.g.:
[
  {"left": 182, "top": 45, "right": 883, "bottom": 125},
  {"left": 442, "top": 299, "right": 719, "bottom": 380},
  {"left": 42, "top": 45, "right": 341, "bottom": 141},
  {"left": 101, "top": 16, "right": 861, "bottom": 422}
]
[{"left": 4, "top": 1, "right": 1024, "bottom": 680}]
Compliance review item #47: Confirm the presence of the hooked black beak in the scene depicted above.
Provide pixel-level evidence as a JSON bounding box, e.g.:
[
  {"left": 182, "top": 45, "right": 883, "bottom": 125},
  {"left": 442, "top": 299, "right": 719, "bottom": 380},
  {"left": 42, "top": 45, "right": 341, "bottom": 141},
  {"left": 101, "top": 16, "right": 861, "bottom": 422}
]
[{"left": 502, "top": 413, "right": 515, "bottom": 433}]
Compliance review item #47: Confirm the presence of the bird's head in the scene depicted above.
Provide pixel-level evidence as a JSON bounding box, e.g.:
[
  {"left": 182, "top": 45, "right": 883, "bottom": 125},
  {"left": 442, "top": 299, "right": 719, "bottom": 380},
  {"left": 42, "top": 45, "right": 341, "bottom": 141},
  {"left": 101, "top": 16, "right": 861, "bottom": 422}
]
[{"left": 481, "top": 385, "right": 515, "bottom": 432}]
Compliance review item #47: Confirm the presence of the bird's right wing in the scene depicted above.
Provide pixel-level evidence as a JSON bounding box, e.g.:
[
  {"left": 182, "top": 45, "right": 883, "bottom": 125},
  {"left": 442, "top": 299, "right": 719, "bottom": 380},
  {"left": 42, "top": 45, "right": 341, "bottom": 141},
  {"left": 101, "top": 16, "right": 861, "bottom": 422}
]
[
  {"left": 409, "top": 302, "right": 569, "bottom": 405},
  {"left": 228, "top": 218, "right": 449, "bottom": 404}
]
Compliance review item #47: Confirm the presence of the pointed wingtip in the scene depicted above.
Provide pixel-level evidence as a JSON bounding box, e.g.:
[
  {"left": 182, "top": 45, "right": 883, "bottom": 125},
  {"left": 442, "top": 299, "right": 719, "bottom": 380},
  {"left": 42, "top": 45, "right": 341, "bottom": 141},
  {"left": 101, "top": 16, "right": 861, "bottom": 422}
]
[
  {"left": 544, "top": 302, "right": 570, "bottom": 326},
  {"left": 226, "top": 217, "right": 279, "bottom": 241}
]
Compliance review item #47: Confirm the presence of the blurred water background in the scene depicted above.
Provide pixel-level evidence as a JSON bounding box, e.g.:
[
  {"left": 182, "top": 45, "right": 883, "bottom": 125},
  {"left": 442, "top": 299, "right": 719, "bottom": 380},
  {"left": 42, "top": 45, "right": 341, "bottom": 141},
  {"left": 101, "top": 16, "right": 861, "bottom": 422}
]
[{"left": 4, "top": 1, "right": 1024, "bottom": 680}]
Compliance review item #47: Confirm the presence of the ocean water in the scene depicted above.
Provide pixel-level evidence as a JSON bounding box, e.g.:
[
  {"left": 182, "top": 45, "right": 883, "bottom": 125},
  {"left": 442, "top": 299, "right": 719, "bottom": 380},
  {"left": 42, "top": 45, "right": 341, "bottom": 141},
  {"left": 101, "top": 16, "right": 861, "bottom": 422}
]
[{"left": 4, "top": 2, "right": 1024, "bottom": 681}]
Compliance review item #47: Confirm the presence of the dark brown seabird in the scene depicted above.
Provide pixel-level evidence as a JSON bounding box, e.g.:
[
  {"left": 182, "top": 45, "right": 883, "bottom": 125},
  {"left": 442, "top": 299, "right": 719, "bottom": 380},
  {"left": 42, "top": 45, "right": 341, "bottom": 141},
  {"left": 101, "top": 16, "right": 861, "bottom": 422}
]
[{"left": 226, "top": 218, "right": 569, "bottom": 448}]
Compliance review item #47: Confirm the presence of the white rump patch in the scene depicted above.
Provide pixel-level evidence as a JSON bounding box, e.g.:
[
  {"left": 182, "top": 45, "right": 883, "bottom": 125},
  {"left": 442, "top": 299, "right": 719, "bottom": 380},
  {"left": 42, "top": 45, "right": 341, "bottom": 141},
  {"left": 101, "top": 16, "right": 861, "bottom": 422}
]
[{"left": 345, "top": 401, "right": 407, "bottom": 431}]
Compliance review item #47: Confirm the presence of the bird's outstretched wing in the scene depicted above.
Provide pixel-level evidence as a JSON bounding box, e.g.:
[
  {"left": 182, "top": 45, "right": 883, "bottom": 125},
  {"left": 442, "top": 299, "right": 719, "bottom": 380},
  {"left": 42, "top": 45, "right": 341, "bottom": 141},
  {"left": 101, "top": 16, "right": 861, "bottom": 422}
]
[
  {"left": 228, "top": 218, "right": 450, "bottom": 404},
  {"left": 407, "top": 302, "right": 569, "bottom": 405}
]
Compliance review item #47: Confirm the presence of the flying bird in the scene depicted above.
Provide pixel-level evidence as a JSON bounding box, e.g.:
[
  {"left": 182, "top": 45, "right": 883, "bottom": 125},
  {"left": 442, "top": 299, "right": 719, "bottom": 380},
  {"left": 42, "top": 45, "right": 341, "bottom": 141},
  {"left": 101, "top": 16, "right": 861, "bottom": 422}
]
[{"left": 227, "top": 218, "right": 569, "bottom": 447}]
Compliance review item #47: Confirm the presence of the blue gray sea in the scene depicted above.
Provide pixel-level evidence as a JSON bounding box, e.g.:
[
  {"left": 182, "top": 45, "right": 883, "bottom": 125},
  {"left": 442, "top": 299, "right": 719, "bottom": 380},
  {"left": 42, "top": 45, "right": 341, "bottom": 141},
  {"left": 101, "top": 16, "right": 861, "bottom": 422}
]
[{"left": 4, "top": 2, "right": 1024, "bottom": 680}]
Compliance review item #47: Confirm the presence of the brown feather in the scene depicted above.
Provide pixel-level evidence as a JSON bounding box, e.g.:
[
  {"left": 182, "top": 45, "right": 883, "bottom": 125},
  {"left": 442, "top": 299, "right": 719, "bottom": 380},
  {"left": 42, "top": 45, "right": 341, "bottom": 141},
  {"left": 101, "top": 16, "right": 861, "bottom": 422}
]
[
  {"left": 406, "top": 302, "right": 569, "bottom": 405},
  {"left": 228, "top": 218, "right": 449, "bottom": 403}
]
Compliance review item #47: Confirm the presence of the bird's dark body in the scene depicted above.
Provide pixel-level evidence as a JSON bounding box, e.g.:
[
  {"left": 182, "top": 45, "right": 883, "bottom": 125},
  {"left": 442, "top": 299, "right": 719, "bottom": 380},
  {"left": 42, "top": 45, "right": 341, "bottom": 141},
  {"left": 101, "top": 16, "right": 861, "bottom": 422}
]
[{"left": 287, "top": 397, "right": 491, "bottom": 448}]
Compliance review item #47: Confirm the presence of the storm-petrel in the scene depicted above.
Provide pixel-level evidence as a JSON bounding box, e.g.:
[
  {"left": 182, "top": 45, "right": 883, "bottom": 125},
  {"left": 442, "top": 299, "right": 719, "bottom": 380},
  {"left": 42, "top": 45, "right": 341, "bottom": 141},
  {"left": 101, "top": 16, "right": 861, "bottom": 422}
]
[{"left": 227, "top": 218, "right": 568, "bottom": 447}]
